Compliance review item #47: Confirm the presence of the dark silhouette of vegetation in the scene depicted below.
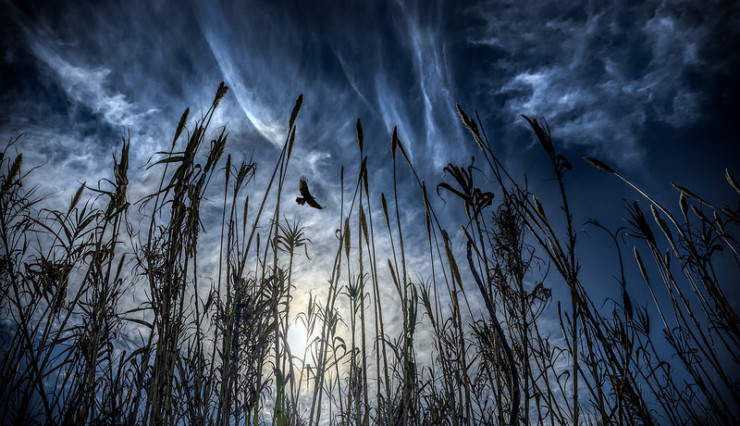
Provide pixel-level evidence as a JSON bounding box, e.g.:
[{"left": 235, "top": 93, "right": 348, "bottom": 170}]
[{"left": 1, "top": 83, "right": 738, "bottom": 425}]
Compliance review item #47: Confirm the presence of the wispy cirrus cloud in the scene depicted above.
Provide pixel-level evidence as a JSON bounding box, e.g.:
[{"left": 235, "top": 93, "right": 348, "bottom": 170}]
[{"left": 29, "top": 38, "right": 149, "bottom": 129}]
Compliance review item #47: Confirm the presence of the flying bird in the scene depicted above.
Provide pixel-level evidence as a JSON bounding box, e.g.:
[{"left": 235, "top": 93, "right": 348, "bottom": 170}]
[{"left": 296, "top": 177, "right": 323, "bottom": 209}]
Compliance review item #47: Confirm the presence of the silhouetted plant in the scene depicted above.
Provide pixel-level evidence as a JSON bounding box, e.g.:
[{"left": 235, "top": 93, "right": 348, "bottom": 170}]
[{"left": 0, "top": 83, "right": 737, "bottom": 426}]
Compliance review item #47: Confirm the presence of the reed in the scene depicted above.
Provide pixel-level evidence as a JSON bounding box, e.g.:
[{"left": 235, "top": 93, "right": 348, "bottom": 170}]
[{"left": 0, "top": 83, "right": 737, "bottom": 425}]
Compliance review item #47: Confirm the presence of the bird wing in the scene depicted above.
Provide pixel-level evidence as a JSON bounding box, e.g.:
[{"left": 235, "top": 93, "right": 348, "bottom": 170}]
[
  {"left": 299, "top": 177, "right": 313, "bottom": 198},
  {"left": 307, "top": 198, "right": 323, "bottom": 209}
]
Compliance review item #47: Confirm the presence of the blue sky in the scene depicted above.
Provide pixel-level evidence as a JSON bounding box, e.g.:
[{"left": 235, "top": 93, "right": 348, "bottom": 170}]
[
  {"left": 1, "top": 0, "right": 739, "bottom": 412},
  {"left": 2, "top": 0, "right": 738, "bottom": 286},
  {"left": 3, "top": 0, "right": 738, "bottom": 184}
]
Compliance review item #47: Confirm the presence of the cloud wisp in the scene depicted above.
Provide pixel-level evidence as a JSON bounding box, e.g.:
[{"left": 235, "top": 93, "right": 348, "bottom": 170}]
[
  {"left": 467, "top": 0, "right": 729, "bottom": 167},
  {"left": 29, "top": 39, "right": 146, "bottom": 129}
]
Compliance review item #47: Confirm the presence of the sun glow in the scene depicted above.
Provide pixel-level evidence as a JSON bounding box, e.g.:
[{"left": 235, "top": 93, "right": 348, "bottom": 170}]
[{"left": 286, "top": 321, "right": 317, "bottom": 367}]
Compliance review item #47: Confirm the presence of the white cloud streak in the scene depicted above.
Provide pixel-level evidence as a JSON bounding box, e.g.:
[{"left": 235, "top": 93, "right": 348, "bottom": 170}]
[{"left": 29, "top": 39, "right": 146, "bottom": 128}]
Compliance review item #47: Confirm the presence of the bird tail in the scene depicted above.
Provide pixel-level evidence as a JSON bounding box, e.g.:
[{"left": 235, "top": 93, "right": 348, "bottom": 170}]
[{"left": 296, "top": 197, "right": 306, "bottom": 205}]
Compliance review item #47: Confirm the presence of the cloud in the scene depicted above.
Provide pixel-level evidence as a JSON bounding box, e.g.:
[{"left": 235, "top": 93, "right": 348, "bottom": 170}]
[
  {"left": 407, "top": 17, "right": 466, "bottom": 169},
  {"left": 29, "top": 38, "right": 146, "bottom": 128},
  {"left": 469, "top": 0, "right": 722, "bottom": 167},
  {"left": 197, "top": 17, "right": 288, "bottom": 148}
]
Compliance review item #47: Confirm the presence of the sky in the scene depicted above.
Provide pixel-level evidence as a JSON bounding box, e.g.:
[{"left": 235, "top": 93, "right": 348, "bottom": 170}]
[
  {"left": 1, "top": 0, "right": 740, "bottom": 400},
  {"left": 3, "top": 0, "right": 738, "bottom": 184}
]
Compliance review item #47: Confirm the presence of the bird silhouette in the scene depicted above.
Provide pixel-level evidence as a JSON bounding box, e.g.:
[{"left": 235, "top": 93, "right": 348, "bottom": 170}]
[{"left": 296, "top": 177, "right": 323, "bottom": 209}]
